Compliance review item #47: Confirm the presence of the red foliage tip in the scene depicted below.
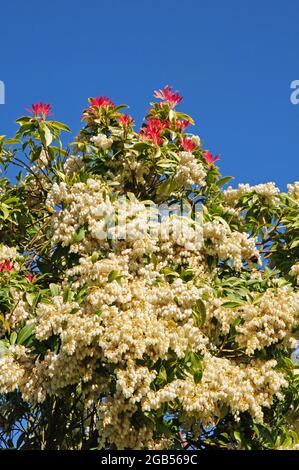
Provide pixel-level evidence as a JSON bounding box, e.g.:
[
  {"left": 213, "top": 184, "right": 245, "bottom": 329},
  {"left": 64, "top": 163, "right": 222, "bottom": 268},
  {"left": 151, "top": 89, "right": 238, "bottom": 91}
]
[
  {"left": 0, "top": 260, "right": 14, "bottom": 272},
  {"left": 181, "top": 137, "right": 197, "bottom": 152},
  {"left": 154, "top": 85, "right": 183, "bottom": 107},
  {"left": 118, "top": 114, "right": 134, "bottom": 126},
  {"left": 139, "top": 117, "right": 169, "bottom": 146},
  {"left": 204, "top": 151, "right": 219, "bottom": 164},
  {"left": 147, "top": 117, "right": 169, "bottom": 130},
  {"left": 90, "top": 96, "right": 115, "bottom": 108},
  {"left": 175, "top": 119, "right": 189, "bottom": 131},
  {"left": 26, "top": 102, "right": 52, "bottom": 118},
  {"left": 25, "top": 273, "right": 37, "bottom": 283}
]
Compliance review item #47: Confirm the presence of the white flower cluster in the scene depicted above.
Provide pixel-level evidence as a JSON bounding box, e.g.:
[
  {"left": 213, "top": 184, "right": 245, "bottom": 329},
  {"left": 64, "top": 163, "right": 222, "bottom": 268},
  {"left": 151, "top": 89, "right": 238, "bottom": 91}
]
[
  {"left": 0, "top": 244, "right": 18, "bottom": 262},
  {"left": 290, "top": 263, "right": 299, "bottom": 285},
  {"left": 142, "top": 355, "right": 287, "bottom": 424},
  {"left": 173, "top": 151, "right": 206, "bottom": 187},
  {"left": 203, "top": 220, "right": 260, "bottom": 270},
  {"left": 0, "top": 345, "right": 27, "bottom": 393},
  {"left": 19, "top": 350, "right": 96, "bottom": 404},
  {"left": 47, "top": 180, "right": 260, "bottom": 272},
  {"left": 191, "top": 135, "right": 201, "bottom": 147},
  {"left": 223, "top": 182, "right": 280, "bottom": 206},
  {"left": 97, "top": 395, "right": 155, "bottom": 449},
  {"left": 221, "top": 206, "right": 242, "bottom": 220},
  {"left": 208, "top": 288, "right": 299, "bottom": 354},
  {"left": 35, "top": 295, "right": 103, "bottom": 357},
  {"left": 46, "top": 179, "right": 114, "bottom": 253},
  {"left": 2, "top": 176, "right": 298, "bottom": 449},
  {"left": 91, "top": 133, "right": 113, "bottom": 149},
  {"left": 116, "top": 361, "right": 157, "bottom": 402},
  {"left": 156, "top": 216, "right": 203, "bottom": 253},
  {"left": 287, "top": 182, "right": 299, "bottom": 200},
  {"left": 46, "top": 180, "right": 205, "bottom": 257},
  {"left": 63, "top": 155, "right": 84, "bottom": 177},
  {"left": 6, "top": 294, "right": 30, "bottom": 328}
]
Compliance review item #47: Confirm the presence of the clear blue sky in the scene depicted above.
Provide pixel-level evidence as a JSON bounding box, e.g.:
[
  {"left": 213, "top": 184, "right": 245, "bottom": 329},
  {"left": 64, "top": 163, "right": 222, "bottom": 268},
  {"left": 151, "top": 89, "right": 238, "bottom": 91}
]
[{"left": 0, "top": 0, "right": 298, "bottom": 189}]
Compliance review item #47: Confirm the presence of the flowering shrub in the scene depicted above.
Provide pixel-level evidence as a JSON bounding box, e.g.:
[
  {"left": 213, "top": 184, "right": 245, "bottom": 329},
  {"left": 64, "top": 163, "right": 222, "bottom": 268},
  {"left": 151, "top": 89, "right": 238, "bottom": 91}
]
[{"left": 0, "top": 86, "right": 298, "bottom": 450}]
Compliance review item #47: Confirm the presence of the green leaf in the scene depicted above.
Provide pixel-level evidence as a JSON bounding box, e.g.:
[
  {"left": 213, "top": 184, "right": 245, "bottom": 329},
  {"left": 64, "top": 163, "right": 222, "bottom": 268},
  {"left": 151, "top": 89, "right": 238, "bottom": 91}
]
[
  {"left": 0, "top": 340, "right": 9, "bottom": 358},
  {"left": 63, "top": 288, "right": 74, "bottom": 303},
  {"left": 175, "top": 112, "right": 194, "bottom": 125},
  {"left": 0, "top": 313, "right": 10, "bottom": 334},
  {"left": 17, "top": 123, "right": 36, "bottom": 136},
  {"left": 0, "top": 203, "right": 10, "bottom": 220},
  {"left": 156, "top": 366, "right": 168, "bottom": 385},
  {"left": 194, "top": 369, "right": 203, "bottom": 384},
  {"left": 192, "top": 299, "right": 206, "bottom": 327},
  {"left": 221, "top": 301, "right": 244, "bottom": 308},
  {"left": 108, "top": 270, "right": 122, "bottom": 283},
  {"left": 26, "top": 292, "right": 36, "bottom": 307},
  {"left": 216, "top": 176, "right": 233, "bottom": 187},
  {"left": 48, "top": 121, "right": 71, "bottom": 132},
  {"left": 114, "top": 104, "right": 128, "bottom": 112},
  {"left": 10, "top": 331, "right": 17, "bottom": 345},
  {"left": 290, "top": 239, "right": 299, "bottom": 249},
  {"left": 161, "top": 267, "right": 180, "bottom": 279},
  {"left": 39, "top": 122, "right": 53, "bottom": 146},
  {"left": 16, "top": 116, "right": 32, "bottom": 124},
  {"left": 4, "top": 137, "right": 21, "bottom": 145},
  {"left": 126, "top": 192, "right": 137, "bottom": 202},
  {"left": 231, "top": 316, "right": 242, "bottom": 327},
  {"left": 133, "top": 142, "right": 151, "bottom": 151},
  {"left": 17, "top": 324, "right": 35, "bottom": 345},
  {"left": 76, "top": 285, "right": 87, "bottom": 304},
  {"left": 50, "top": 146, "right": 69, "bottom": 157},
  {"left": 72, "top": 226, "right": 86, "bottom": 242},
  {"left": 168, "top": 109, "right": 175, "bottom": 122},
  {"left": 50, "top": 283, "right": 60, "bottom": 297},
  {"left": 91, "top": 252, "right": 99, "bottom": 263}
]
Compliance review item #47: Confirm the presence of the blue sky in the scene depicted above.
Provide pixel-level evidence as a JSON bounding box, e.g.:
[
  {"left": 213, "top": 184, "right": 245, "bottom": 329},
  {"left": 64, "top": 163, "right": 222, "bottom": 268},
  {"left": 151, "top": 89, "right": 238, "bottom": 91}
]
[{"left": 0, "top": 0, "right": 298, "bottom": 189}]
